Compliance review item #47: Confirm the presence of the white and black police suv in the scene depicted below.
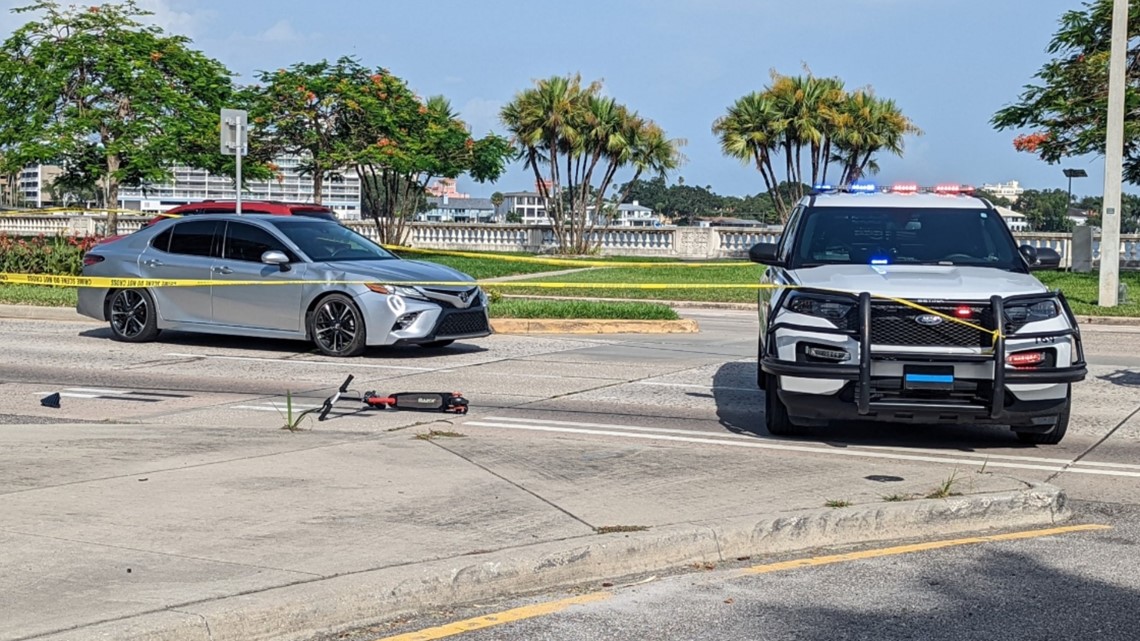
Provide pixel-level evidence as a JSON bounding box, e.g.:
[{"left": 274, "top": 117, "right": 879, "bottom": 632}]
[{"left": 750, "top": 183, "right": 1086, "bottom": 445}]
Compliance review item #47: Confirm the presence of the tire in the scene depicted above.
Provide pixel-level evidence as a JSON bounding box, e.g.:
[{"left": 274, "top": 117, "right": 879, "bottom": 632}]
[
  {"left": 308, "top": 294, "right": 367, "bottom": 357},
  {"left": 418, "top": 340, "right": 455, "bottom": 349},
  {"left": 107, "top": 289, "right": 161, "bottom": 343},
  {"left": 1015, "top": 386, "right": 1071, "bottom": 446},
  {"left": 757, "top": 340, "right": 766, "bottom": 390},
  {"left": 764, "top": 374, "right": 804, "bottom": 436}
]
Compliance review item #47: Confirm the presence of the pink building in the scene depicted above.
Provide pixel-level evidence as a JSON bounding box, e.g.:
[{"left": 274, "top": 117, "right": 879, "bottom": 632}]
[{"left": 426, "top": 178, "right": 469, "bottom": 199}]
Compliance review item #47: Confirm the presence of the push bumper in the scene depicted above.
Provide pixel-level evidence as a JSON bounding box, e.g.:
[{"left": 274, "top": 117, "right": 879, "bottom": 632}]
[{"left": 761, "top": 290, "right": 1087, "bottom": 422}]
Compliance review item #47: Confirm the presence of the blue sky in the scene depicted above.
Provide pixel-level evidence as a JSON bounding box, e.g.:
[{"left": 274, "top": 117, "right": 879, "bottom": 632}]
[{"left": 0, "top": 0, "right": 1117, "bottom": 198}]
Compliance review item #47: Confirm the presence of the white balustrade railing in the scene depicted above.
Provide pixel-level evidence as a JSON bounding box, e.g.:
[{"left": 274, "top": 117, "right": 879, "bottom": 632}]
[{"left": 1, "top": 213, "right": 1138, "bottom": 267}]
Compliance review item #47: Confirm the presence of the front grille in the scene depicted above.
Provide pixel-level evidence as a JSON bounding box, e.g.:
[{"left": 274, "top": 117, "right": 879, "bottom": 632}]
[
  {"left": 870, "top": 303, "right": 992, "bottom": 348},
  {"left": 421, "top": 287, "right": 480, "bottom": 309},
  {"left": 435, "top": 310, "right": 489, "bottom": 337}
]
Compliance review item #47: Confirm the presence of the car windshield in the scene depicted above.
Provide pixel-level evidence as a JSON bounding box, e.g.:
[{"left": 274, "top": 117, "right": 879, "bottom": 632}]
[
  {"left": 791, "top": 206, "right": 1024, "bottom": 271},
  {"left": 271, "top": 220, "right": 397, "bottom": 262}
]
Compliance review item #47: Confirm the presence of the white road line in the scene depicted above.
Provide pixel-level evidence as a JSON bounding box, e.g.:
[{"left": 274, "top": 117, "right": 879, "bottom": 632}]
[
  {"left": 59, "top": 387, "right": 131, "bottom": 395},
  {"left": 34, "top": 392, "right": 101, "bottom": 399},
  {"left": 466, "top": 419, "right": 1140, "bottom": 478},
  {"left": 164, "top": 353, "right": 450, "bottom": 372},
  {"left": 232, "top": 403, "right": 323, "bottom": 412},
  {"left": 632, "top": 381, "right": 760, "bottom": 393},
  {"left": 480, "top": 416, "right": 1140, "bottom": 472}
]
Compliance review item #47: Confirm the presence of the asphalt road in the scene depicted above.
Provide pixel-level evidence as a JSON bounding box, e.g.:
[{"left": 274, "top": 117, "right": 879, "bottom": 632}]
[
  {"left": 2, "top": 309, "right": 1140, "bottom": 640},
  {"left": 337, "top": 506, "right": 1140, "bottom": 641}
]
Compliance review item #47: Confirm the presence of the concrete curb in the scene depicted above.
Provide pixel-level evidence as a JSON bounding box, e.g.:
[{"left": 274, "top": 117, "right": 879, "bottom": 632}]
[
  {"left": 491, "top": 318, "right": 699, "bottom": 334},
  {"left": 0, "top": 303, "right": 86, "bottom": 322},
  {"left": 42, "top": 484, "right": 1068, "bottom": 641}
]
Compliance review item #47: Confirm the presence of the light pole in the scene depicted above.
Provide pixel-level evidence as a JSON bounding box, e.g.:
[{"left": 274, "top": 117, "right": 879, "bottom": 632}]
[
  {"left": 1063, "top": 168, "right": 1087, "bottom": 206},
  {"left": 1099, "top": 0, "right": 1128, "bottom": 307}
]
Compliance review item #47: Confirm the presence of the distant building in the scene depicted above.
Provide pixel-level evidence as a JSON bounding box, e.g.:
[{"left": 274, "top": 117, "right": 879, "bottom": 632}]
[
  {"left": 1, "top": 164, "right": 63, "bottom": 208},
  {"left": 426, "top": 178, "right": 468, "bottom": 199},
  {"left": 419, "top": 196, "right": 497, "bottom": 223},
  {"left": 995, "top": 206, "right": 1030, "bottom": 232},
  {"left": 117, "top": 155, "right": 362, "bottom": 219},
  {"left": 502, "top": 191, "right": 549, "bottom": 224},
  {"left": 981, "top": 180, "right": 1025, "bottom": 203}
]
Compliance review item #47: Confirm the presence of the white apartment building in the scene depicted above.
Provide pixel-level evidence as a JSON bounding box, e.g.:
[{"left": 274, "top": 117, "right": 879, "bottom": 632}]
[
  {"left": 118, "top": 155, "right": 362, "bottom": 218},
  {"left": 1, "top": 164, "right": 63, "bottom": 208},
  {"left": 613, "top": 201, "right": 657, "bottom": 227},
  {"left": 419, "top": 196, "right": 497, "bottom": 223},
  {"left": 502, "top": 191, "right": 549, "bottom": 224},
  {"left": 981, "top": 180, "right": 1025, "bottom": 203}
]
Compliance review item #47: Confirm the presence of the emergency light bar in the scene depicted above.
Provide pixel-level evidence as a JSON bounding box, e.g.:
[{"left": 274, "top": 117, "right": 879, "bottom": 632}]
[{"left": 812, "top": 183, "right": 978, "bottom": 195}]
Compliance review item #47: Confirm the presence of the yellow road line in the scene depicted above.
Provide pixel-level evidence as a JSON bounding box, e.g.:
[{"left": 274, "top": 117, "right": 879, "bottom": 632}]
[
  {"left": 373, "top": 592, "right": 611, "bottom": 641},
  {"left": 371, "top": 524, "right": 1105, "bottom": 641},
  {"left": 740, "top": 523, "right": 1111, "bottom": 576}
]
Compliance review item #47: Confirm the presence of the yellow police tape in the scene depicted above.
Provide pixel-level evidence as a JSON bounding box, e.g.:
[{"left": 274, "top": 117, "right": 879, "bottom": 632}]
[
  {"left": 0, "top": 271, "right": 1001, "bottom": 341},
  {"left": 378, "top": 244, "right": 753, "bottom": 268}
]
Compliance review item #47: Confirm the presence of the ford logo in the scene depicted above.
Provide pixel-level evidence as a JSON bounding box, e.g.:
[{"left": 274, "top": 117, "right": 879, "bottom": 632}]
[{"left": 915, "top": 314, "right": 944, "bottom": 326}]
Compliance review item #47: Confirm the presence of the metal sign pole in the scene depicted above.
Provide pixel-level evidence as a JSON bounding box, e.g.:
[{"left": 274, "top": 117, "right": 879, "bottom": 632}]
[{"left": 220, "top": 108, "right": 249, "bottom": 216}]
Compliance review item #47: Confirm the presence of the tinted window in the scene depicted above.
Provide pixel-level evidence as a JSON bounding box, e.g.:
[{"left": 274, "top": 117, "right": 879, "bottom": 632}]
[
  {"left": 152, "top": 229, "right": 172, "bottom": 252},
  {"left": 791, "top": 207, "right": 1023, "bottom": 271},
  {"left": 168, "top": 220, "right": 219, "bottom": 257},
  {"left": 223, "top": 222, "right": 295, "bottom": 262},
  {"left": 270, "top": 220, "right": 396, "bottom": 262}
]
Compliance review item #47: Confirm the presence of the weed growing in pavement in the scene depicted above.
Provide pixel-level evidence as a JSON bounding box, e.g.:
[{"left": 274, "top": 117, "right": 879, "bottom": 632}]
[
  {"left": 882, "top": 494, "right": 912, "bottom": 502},
  {"left": 414, "top": 429, "right": 466, "bottom": 440},
  {"left": 279, "top": 391, "right": 321, "bottom": 432},
  {"left": 926, "top": 470, "right": 963, "bottom": 499},
  {"left": 595, "top": 525, "right": 650, "bottom": 534},
  {"left": 824, "top": 499, "right": 853, "bottom": 508}
]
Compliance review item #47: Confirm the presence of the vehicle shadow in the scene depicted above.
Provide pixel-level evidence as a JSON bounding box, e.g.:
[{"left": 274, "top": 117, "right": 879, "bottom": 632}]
[
  {"left": 737, "top": 546, "right": 1140, "bottom": 641},
  {"left": 711, "top": 361, "right": 1025, "bottom": 452},
  {"left": 1099, "top": 369, "right": 1140, "bottom": 388},
  {"left": 76, "top": 328, "right": 488, "bottom": 358}
]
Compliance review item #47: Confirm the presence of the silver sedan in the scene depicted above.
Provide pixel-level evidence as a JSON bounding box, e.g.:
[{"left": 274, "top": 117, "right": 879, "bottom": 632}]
[{"left": 77, "top": 214, "right": 491, "bottom": 356}]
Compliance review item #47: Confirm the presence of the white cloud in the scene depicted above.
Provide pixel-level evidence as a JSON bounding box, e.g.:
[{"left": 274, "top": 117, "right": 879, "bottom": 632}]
[
  {"left": 0, "top": 0, "right": 214, "bottom": 39},
  {"left": 249, "top": 18, "right": 306, "bottom": 43}
]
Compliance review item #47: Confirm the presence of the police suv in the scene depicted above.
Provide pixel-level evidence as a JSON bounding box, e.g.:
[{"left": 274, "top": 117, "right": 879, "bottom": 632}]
[{"left": 750, "top": 183, "right": 1086, "bottom": 444}]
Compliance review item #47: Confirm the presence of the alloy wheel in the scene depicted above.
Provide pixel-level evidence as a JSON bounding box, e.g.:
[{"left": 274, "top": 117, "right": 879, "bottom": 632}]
[
  {"left": 110, "top": 290, "right": 149, "bottom": 339},
  {"left": 313, "top": 299, "right": 359, "bottom": 354}
]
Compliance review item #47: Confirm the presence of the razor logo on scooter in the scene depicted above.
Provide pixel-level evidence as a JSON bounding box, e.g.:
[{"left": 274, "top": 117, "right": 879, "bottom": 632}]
[{"left": 318, "top": 375, "right": 470, "bottom": 421}]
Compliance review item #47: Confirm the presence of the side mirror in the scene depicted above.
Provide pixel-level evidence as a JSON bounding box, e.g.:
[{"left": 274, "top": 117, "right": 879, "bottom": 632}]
[
  {"left": 748, "top": 242, "right": 782, "bottom": 266},
  {"left": 1018, "top": 244, "right": 1038, "bottom": 264},
  {"left": 1033, "top": 247, "right": 1062, "bottom": 271},
  {"left": 261, "top": 250, "right": 291, "bottom": 271}
]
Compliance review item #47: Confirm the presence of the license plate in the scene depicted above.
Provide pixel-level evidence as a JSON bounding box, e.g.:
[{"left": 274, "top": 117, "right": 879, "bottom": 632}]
[{"left": 904, "top": 366, "right": 955, "bottom": 390}]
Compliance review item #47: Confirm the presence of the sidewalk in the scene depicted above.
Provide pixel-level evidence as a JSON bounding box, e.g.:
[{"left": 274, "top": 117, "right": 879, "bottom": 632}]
[{"left": 0, "top": 416, "right": 1066, "bottom": 641}]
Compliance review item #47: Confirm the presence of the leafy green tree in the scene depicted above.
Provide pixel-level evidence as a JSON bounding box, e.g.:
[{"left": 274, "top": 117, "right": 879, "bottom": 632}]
[
  {"left": 505, "top": 210, "right": 523, "bottom": 224},
  {"left": 1014, "top": 188, "right": 1075, "bottom": 232},
  {"left": 247, "top": 58, "right": 367, "bottom": 204},
  {"left": 975, "top": 189, "right": 1014, "bottom": 208},
  {"left": 500, "top": 74, "right": 684, "bottom": 253},
  {"left": 327, "top": 64, "right": 513, "bottom": 243},
  {"left": 992, "top": 0, "right": 1140, "bottom": 182},
  {"left": 0, "top": 1, "right": 236, "bottom": 233}
]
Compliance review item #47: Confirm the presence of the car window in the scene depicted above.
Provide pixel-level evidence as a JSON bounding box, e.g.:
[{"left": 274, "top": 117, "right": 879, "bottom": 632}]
[
  {"left": 223, "top": 222, "right": 296, "bottom": 262},
  {"left": 791, "top": 206, "right": 1023, "bottom": 271},
  {"left": 270, "top": 220, "right": 396, "bottom": 262},
  {"left": 151, "top": 229, "right": 172, "bottom": 252},
  {"left": 167, "top": 220, "right": 219, "bottom": 257},
  {"left": 778, "top": 206, "right": 803, "bottom": 260}
]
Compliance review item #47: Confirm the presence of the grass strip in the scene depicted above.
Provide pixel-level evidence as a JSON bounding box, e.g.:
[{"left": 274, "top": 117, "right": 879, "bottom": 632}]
[{"left": 489, "top": 299, "right": 679, "bottom": 320}]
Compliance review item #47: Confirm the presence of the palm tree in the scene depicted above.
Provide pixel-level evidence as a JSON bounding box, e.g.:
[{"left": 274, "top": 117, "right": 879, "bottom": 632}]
[
  {"left": 713, "top": 92, "right": 789, "bottom": 220},
  {"left": 832, "top": 92, "right": 922, "bottom": 183},
  {"left": 501, "top": 75, "right": 682, "bottom": 253}
]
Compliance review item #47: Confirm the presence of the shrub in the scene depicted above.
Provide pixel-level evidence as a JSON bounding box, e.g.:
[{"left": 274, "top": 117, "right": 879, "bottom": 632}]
[{"left": 0, "top": 233, "right": 102, "bottom": 277}]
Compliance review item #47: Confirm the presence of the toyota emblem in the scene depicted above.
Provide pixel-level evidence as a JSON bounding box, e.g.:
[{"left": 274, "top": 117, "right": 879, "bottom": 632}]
[{"left": 459, "top": 291, "right": 469, "bottom": 303}]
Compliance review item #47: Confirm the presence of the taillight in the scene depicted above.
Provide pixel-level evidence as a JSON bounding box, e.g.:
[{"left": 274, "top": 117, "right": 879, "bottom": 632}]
[
  {"left": 1007, "top": 351, "right": 1046, "bottom": 369},
  {"left": 83, "top": 254, "right": 105, "bottom": 267}
]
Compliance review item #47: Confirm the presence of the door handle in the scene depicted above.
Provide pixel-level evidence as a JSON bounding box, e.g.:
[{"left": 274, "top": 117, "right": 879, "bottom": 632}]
[
  {"left": 212, "top": 266, "right": 233, "bottom": 275},
  {"left": 143, "top": 259, "right": 164, "bottom": 267}
]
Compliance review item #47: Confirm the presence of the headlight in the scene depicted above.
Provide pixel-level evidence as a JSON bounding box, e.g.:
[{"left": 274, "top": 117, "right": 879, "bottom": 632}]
[
  {"left": 365, "top": 283, "right": 428, "bottom": 300},
  {"left": 784, "top": 292, "right": 856, "bottom": 325},
  {"left": 1004, "top": 298, "right": 1059, "bottom": 326}
]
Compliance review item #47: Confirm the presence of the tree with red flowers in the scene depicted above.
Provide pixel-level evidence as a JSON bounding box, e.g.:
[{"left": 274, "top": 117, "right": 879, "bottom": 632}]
[{"left": 993, "top": 0, "right": 1140, "bottom": 181}]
